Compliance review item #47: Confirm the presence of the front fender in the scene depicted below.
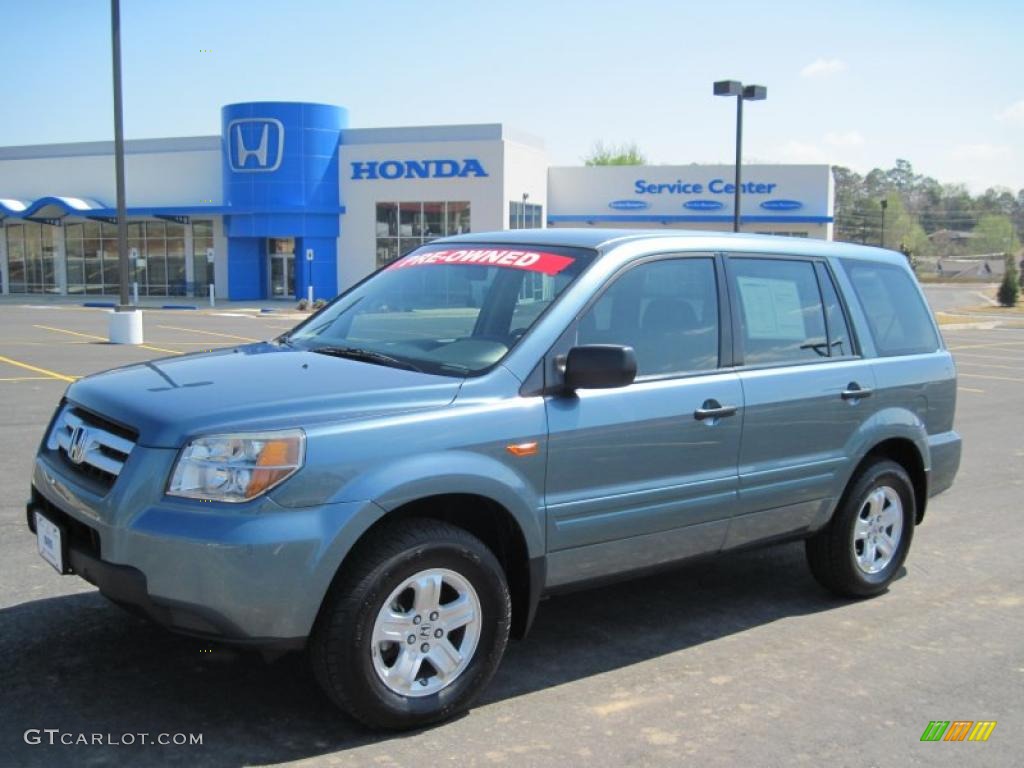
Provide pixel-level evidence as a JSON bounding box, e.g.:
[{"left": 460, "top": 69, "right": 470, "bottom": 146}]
[{"left": 333, "top": 450, "right": 546, "bottom": 559}]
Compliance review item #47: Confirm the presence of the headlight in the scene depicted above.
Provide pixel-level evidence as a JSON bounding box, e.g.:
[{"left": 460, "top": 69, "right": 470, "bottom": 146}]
[{"left": 167, "top": 430, "right": 305, "bottom": 503}]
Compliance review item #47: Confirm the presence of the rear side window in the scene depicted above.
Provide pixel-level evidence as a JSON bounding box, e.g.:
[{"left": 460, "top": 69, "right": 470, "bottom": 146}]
[
  {"left": 841, "top": 260, "right": 939, "bottom": 356},
  {"left": 728, "top": 257, "right": 829, "bottom": 365}
]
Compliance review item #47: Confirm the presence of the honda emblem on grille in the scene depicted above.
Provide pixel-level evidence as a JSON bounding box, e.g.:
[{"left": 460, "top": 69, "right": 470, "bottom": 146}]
[{"left": 67, "top": 425, "right": 91, "bottom": 465}]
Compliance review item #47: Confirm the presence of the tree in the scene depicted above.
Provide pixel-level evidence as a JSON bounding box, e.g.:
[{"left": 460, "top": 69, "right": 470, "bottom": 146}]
[
  {"left": 972, "top": 214, "right": 1021, "bottom": 255},
  {"left": 879, "top": 193, "right": 928, "bottom": 254},
  {"left": 997, "top": 255, "right": 1019, "bottom": 307},
  {"left": 583, "top": 141, "right": 647, "bottom": 166}
]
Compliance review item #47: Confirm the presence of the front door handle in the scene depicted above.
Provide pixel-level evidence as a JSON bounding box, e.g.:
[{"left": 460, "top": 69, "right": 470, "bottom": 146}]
[
  {"left": 694, "top": 400, "right": 739, "bottom": 421},
  {"left": 841, "top": 382, "right": 874, "bottom": 400}
]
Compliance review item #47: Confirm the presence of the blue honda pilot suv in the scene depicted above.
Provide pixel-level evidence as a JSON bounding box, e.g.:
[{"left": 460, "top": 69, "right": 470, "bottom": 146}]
[{"left": 28, "top": 230, "right": 961, "bottom": 729}]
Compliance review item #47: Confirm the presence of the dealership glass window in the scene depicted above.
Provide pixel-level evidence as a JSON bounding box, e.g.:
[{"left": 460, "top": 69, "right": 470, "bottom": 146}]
[
  {"left": 65, "top": 226, "right": 85, "bottom": 293},
  {"left": 166, "top": 223, "right": 187, "bottom": 295},
  {"left": 374, "top": 202, "right": 471, "bottom": 268},
  {"left": 192, "top": 220, "right": 214, "bottom": 296},
  {"left": 57, "top": 218, "right": 194, "bottom": 296},
  {"left": 5, "top": 224, "right": 26, "bottom": 292},
  {"left": 4, "top": 222, "right": 58, "bottom": 293},
  {"left": 509, "top": 201, "right": 543, "bottom": 230}
]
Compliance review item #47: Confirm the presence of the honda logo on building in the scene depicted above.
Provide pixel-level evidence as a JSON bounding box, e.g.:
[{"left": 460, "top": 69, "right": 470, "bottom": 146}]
[{"left": 227, "top": 118, "right": 285, "bottom": 172}]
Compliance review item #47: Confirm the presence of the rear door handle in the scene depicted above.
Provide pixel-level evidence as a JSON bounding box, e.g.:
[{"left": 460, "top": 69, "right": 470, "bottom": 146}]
[
  {"left": 841, "top": 383, "right": 873, "bottom": 400},
  {"left": 694, "top": 400, "right": 738, "bottom": 421}
]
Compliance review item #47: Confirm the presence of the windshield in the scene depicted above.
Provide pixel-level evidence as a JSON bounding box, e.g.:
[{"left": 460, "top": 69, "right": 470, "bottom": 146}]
[{"left": 286, "top": 243, "right": 596, "bottom": 376}]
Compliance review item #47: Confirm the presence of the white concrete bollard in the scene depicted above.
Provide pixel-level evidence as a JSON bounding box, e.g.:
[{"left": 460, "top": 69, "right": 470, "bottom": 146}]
[
  {"left": 108, "top": 308, "right": 144, "bottom": 344},
  {"left": 209, "top": 284, "right": 215, "bottom": 307}
]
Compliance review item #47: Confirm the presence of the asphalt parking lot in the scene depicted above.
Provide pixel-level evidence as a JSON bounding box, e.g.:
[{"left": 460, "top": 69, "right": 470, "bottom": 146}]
[{"left": 0, "top": 299, "right": 1021, "bottom": 767}]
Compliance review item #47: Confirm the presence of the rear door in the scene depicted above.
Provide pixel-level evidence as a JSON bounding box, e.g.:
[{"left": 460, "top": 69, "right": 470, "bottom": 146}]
[
  {"left": 544, "top": 254, "right": 743, "bottom": 587},
  {"left": 723, "top": 254, "right": 879, "bottom": 548}
]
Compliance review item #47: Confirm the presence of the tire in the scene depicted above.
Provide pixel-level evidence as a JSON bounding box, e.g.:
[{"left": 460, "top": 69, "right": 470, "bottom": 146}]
[
  {"left": 310, "top": 519, "right": 511, "bottom": 730},
  {"left": 805, "top": 459, "right": 916, "bottom": 598}
]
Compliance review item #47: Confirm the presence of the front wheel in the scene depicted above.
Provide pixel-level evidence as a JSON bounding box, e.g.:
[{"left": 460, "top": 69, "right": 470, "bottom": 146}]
[
  {"left": 806, "top": 459, "right": 916, "bottom": 598},
  {"left": 310, "top": 519, "right": 510, "bottom": 730}
]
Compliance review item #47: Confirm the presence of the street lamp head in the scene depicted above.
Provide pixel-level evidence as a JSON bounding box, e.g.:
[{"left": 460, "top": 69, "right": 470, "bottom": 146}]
[
  {"left": 714, "top": 80, "right": 743, "bottom": 97},
  {"left": 742, "top": 84, "right": 767, "bottom": 101}
]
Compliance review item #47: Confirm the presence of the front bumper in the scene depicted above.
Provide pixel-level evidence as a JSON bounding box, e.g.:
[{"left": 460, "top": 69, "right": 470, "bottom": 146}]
[{"left": 30, "top": 452, "right": 380, "bottom": 646}]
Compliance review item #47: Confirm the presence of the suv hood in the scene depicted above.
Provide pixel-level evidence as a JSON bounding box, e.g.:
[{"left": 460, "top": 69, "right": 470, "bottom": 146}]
[{"left": 66, "top": 343, "right": 463, "bottom": 447}]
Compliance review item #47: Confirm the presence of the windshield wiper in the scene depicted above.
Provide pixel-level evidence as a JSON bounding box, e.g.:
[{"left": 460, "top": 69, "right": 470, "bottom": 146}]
[{"left": 310, "top": 345, "right": 424, "bottom": 373}]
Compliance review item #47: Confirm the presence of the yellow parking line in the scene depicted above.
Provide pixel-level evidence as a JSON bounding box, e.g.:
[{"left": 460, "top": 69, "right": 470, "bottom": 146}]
[
  {"left": 33, "top": 322, "right": 182, "bottom": 356},
  {"left": 140, "top": 344, "right": 183, "bottom": 356},
  {"left": 33, "top": 324, "right": 105, "bottom": 341},
  {"left": 0, "top": 376, "right": 54, "bottom": 382},
  {"left": 949, "top": 341, "right": 1024, "bottom": 351},
  {"left": 955, "top": 360, "right": 1024, "bottom": 371},
  {"left": 958, "top": 372, "right": 1024, "bottom": 383},
  {"left": 953, "top": 351, "right": 1024, "bottom": 362},
  {"left": 157, "top": 325, "right": 260, "bottom": 342},
  {"left": 0, "top": 355, "right": 77, "bottom": 382},
  {"left": 957, "top": 386, "right": 986, "bottom": 394}
]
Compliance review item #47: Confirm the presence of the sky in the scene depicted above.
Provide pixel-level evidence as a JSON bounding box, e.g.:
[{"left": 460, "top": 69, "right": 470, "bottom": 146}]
[{"left": 2, "top": 0, "right": 1022, "bottom": 193}]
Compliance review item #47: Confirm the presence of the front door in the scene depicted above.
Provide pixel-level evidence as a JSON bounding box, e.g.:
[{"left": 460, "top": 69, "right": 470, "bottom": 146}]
[
  {"left": 268, "top": 237, "right": 296, "bottom": 298},
  {"left": 544, "top": 255, "right": 743, "bottom": 588}
]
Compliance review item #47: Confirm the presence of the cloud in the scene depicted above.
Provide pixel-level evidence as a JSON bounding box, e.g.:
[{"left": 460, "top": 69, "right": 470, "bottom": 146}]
[
  {"left": 800, "top": 58, "right": 848, "bottom": 78},
  {"left": 824, "top": 131, "right": 865, "bottom": 147},
  {"left": 951, "top": 143, "right": 1011, "bottom": 161},
  {"left": 995, "top": 100, "right": 1024, "bottom": 124}
]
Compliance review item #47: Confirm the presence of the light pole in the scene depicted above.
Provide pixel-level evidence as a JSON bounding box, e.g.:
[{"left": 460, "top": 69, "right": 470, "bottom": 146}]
[
  {"left": 111, "top": 0, "right": 130, "bottom": 309},
  {"left": 713, "top": 80, "right": 767, "bottom": 233},
  {"left": 106, "top": 0, "right": 143, "bottom": 343},
  {"left": 879, "top": 198, "right": 888, "bottom": 248}
]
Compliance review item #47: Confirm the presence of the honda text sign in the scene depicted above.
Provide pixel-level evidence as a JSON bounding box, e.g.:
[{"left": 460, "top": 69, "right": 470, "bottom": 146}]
[
  {"left": 350, "top": 159, "right": 488, "bottom": 180},
  {"left": 228, "top": 118, "right": 285, "bottom": 173}
]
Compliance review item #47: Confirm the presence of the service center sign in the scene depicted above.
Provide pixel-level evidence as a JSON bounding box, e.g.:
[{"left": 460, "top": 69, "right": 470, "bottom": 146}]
[
  {"left": 548, "top": 164, "right": 832, "bottom": 219},
  {"left": 388, "top": 249, "right": 574, "bottom": 275}
]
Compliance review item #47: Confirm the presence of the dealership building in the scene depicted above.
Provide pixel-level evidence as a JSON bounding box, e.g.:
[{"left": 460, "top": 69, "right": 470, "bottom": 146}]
[{"left": 0, "top": 101, "right": 833, "bottom": 300}]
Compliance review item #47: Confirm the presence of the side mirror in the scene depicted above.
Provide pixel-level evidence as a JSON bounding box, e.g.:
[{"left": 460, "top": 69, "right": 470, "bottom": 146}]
[{"left": 563, "top": 344, "right": 637, "bottom": 391}]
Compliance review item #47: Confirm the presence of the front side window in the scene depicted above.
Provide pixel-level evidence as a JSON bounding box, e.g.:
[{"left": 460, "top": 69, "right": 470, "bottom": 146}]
[
  {"left": 577, "top": 257, "right": 719, "bottom": 376},
  {"left": 288, "top": 243, "right": 595, "bottom": 376},
  {"left": 729, "top": 257, "right": 829, "bottom": 365},
  {"left": 841, "top": 259, "right": 939, "bottom": 356}
]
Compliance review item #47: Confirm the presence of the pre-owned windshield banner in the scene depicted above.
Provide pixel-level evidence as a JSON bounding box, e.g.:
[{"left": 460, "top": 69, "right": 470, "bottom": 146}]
[{"left": 387, "top": 249, "right": 575, "bottom": 276}]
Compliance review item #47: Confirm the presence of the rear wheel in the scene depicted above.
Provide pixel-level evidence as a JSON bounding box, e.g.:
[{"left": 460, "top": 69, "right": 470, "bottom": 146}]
[
  {"left": 310, "top": 519, "right": 510, "bottom": 730},
  {"left": 806, "top": 459, "right": 915, "bottom": 597}
]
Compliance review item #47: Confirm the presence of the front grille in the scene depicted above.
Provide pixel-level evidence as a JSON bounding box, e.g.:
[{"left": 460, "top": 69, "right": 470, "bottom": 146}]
[{"left": 47, "top": 405, "right": 138, "bottom": 491}]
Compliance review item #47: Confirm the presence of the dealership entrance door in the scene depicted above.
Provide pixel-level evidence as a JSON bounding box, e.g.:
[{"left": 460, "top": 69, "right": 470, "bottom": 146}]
[{"left": 268, "top": 237, "right": 295, "bottom": 298}]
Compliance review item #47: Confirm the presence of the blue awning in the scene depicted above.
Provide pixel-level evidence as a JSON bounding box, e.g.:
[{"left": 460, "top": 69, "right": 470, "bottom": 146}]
[{"left": 0, "top": 196, "right": 344, "bottom": 220}]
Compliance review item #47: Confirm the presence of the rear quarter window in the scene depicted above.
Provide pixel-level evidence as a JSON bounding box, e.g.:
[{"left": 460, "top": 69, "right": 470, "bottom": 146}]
[{"left": 840, "top": 259, "right": 939, "bottom": 356}]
